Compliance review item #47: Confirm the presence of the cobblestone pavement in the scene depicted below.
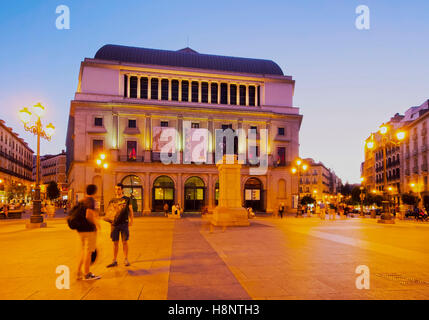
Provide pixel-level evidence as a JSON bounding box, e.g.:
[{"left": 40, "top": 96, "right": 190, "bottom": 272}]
[{"left": 1, "top": 215, "right": 428, "bottom": 300}]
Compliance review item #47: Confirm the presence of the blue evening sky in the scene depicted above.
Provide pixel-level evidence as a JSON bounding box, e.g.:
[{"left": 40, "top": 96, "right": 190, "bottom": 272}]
[{"left": 1, "top": 0, "right": 428, "bottom": 183}]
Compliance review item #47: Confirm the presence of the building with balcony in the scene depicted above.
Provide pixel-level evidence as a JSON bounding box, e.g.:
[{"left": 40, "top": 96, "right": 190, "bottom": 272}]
[
  {"left": 0, "top": 119, "right": 34, "bottom": 203},
  {"left": 299, "top": 158, "right": 335, "bottom": 202},
  {"left": 66, "top": 44, "right": 302, "bottom": 214},
  {"left": 33, "top": 150, "right": 67, "bottom": 200},
  {"left": 362, "top": 100, "right": 429, "bottom": 203}
]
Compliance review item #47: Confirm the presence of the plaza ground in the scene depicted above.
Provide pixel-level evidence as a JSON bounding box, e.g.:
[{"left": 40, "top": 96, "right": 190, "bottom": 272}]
[{"left": 1, "top": 214, "right": 429, "bottom": 300}]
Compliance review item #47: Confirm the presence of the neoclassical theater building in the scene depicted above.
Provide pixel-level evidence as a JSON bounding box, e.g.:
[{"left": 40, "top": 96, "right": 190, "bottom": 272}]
[{"left": 66, "top": 44, "right": 302, "bottom": 214}]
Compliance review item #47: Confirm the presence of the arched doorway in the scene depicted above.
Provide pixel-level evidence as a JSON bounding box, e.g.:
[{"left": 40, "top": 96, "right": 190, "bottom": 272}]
[
  {"left": 184, "top": 176, "right": 205, "bottom": 212},
  {"left": 153, "top": 176, "right": 175, "bottom": 212},
  {"left": 121, "top": 175, "right": 143, "bottom": 214},
  {"left": 244, "top": 178, "right": 263, "bottom": 211}
]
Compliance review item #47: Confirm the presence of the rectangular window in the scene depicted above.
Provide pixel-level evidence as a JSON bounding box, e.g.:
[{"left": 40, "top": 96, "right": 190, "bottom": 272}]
[
  {"left": 191, "top": 81, "right": 199, "bottom": 102},
  {"left": 93, "top": 140, "right": 104, "bottom": 155},
  {"left": 257, "top": 86, "right": 260, "bottom": 106},
  {"left": 210, "top": 83, "right": 218, "bottom": 104},
  {"left": 220, "top": 83, "right": 228, "bottom": 104},
  {"left": 230, "top": 84, "right": 237, "bottom": 105},
  {"left": 140, "top": 77, "right": 148, "bottom": 99},
  {"left": 161, "top": 121, "right": 169, "bottom": 127},
  {"left": 277, "top": 147, "right": 286, "bottom": 166},
  {"left": 94, "top": 117, "right": 103, "bottom": 127},
  {"left": 128, "top": 119, "right": 137, "bottom": 128},
  {"left": 249, "top": 86, "right": 255, "bottom": 106},
  {"left": 127, "top": 141, "right": 137, "bottom": 161},
  {"left": 130, "top": 76, "right": 138, "bottom": 98},
  {"left": 123, "top": 75, "right": 128, "bottom": 97},
  {"left": 161, "top": 79, "right": 169, "bottom": 100},
  {"left": 151, "top": 78, "right": 159, "bottom": 100},
  {"left": 239, "top": 85, "right": 246, "bottom": 106},
  {"left": 278, "top": 127, "right": 285, "bottom": 136},
  {"left": 171, "top": 80, "right": 179, "bottom": 101},
  {"left": 181, "top": 80, "right": 189, "bottom": 101},
  {"left": 191, "top": 123, "right": 199, "bottom": 129},
  {"left": 201, "top": 82, "right": 209, "bottom": 103}
]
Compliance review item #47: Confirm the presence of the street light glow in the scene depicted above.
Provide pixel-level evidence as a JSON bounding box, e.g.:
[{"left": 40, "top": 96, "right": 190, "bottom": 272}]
[
  {"left": 96, "top": 159, "right": 102, "bottom": 166},
  {"left": 366, "top": 141, "right": 374, "bottom": 149},
  {"left": 100, "top": 153, "right": 106, "bottom": 160},
  {"left": 19, "top": 108, "right": 32, "bottom": 124},
  {"left": 291, "top": 167, "right": 297, "bottom": 174},
  {"left": 103, "top": 163, "right": 108, "bottom": 169},
  {"left": 32, "top": 103, "right": 45, "bottom": 118},
  {"left": 45, "top": 123, "right": 55, "bottom": 137},
  {"left": 379, "top": 125, "right": 388, "bottom": 135},
  {"left": 302, "top": 164, "right": 308, "bottom": 171},
  {"left": 396, "top": 131, "right": 406, "bottom": 141}
]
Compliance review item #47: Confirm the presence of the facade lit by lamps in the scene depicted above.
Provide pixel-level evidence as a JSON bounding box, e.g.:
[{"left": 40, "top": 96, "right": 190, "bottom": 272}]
[{"left": 291, "top": 158, "right": 308, "bottom": 216}]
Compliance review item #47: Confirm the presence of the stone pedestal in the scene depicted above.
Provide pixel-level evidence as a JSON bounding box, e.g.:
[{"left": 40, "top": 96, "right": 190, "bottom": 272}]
[{"left": 211, "top": 156, "right": 249, "bottom": 227}]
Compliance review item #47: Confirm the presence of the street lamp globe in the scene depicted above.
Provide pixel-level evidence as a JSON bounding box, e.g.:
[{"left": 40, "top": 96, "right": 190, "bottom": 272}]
[
  {"left": 45, "top": 123, "right": 55, "bottom": 137},
  {"left": 380, "top": 125, "right": 388, "bottom": 135},
  {"left": 19, "top": 108, "right": 32, "bottom": 124},
  {"left": 396, "top": 131, "right": 406, "bottom": 141},
  {"left": 32, "top": 103, "right": 45, "bottom": 118}
]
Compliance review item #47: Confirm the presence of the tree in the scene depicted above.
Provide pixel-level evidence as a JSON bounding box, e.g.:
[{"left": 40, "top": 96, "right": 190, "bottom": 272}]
[
  {"left": 401, "top": 193, "right": 419, "bottom": 206},
  {"left": 46, "top": 181, "right": 61, "bottom": 201},
  {"left": 301, "top": 195, "right": 316, "bottom": 206}
]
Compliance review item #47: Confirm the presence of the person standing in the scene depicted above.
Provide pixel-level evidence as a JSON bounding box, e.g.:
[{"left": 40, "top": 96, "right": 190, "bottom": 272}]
[
  {"left": 106, "top": 183, "right": 134, "bottom": 268},
  {"left": 77, "top": 184, "right": 101, "bottom": 280}
]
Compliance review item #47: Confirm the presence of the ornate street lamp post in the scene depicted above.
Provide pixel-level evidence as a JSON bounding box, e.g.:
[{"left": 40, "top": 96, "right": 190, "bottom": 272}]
[
  {"left": 291, "top": 158, "right": 308, "bottom": 217},
  {"left": 366, "top": 125, "right": 405, "bottom": 224},
  {"left": 19, "top": 103, "right": 55, "bottom": 226},
  {"left": 96, "top": 153, "right": 108, "bottom": 214}
]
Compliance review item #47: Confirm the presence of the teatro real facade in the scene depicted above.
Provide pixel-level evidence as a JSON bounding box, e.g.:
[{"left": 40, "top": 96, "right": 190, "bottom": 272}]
[{"left": 66, "top": 44, "right": 302, "bottom": 215}]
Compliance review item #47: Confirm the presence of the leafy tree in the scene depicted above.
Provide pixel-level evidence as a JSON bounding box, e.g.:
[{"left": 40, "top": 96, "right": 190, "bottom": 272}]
[
  {"left": 301, "top": 195, "right": 316, "bottom": 206},
  {"left": 401, "top": 193, "right": 419, "bottom": 206},
  {"left": 6, "top": 183, "right": 27, "bottom": 201},
  {"left": 46, "top": 181, "right": 60, "bottom": 201}
]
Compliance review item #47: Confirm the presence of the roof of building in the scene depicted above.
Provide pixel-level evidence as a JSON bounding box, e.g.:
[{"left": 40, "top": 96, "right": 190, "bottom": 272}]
[{"left": 94, "top": 44, "right": 284, "bottom": 76}]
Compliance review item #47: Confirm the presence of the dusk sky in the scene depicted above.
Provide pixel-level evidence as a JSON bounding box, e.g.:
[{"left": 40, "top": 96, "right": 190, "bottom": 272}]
[{"left": 1, "top": 0, "right": 428, "bottom": 183}]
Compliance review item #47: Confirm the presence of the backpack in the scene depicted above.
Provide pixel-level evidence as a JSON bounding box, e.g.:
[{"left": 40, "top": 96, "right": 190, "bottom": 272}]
[
  {"left": 104, "top": 197, "right": 130, "bottom": 224},
  {"left": 67, "top": 202, "right": 86, "bottom": 230}
]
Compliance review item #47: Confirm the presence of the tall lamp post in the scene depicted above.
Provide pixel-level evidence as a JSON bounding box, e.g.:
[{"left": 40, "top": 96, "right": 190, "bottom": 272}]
[
  {"left": 19, "top": 103, "right": 55, "bottom": 226},
  {"left": 291, "top": 158, "right": 308, "bottom": 217},
  {"left": 366, "top": 124, "right": 405, "bottom": 224},
  {"left": 96, "top": 153, "right": 108, "bottom": 214},
  {"left": 359, "top": 177, "right": 365, "bottom": 217}
]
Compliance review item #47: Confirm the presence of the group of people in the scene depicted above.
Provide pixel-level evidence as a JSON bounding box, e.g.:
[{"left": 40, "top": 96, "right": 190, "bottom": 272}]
[
  {"left": 163, "top": 203, "right": 183, "bottom": 217},
  {"left": 73, "top": 183, "right": 134, "bottom": 281}
]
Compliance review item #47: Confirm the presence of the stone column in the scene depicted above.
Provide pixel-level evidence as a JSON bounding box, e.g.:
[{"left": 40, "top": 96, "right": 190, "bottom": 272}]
[
  {"left": 158, "top": 78, "right": 161, "bottom": 101},
  {"left": 168, "top": 79, "right": 172, "bottom": 101},
  {"left": 137, "top": 77, "right": 141, "bottom": 99},
  {"left": 148, "top": 77, "right": 152, "bottom": 100},
  {"left": 208, "top": 173, "right": 214, "bottom": 213},
  {"left": 217, "top": 82, "right": 221, "bottom": 104},
  {"left": 177, "top": 173, "right": 182, "bottom": 208},
  {"left": 198, "top": 81, "right": 202, "bottom": 103},
  {"left": 266, "top": 172, "right": 273, "bottom": 214},
  {"left": 227, "top": 83, "right": 231, "bottom": 105},
  {"left": 144, "top": 115, "right": 152, "bottom": 163},
  {"left": 127, "top": 74, "right": 131, "bottom": 98},
  {"left": 208, "top": 82, "right": 212, "bottom": 104},
  {"left": 245, "top": 85, "right": 249, "bottom": 106},
  {"left": 179, "top": 79, "right": 182, "bottom": 101},
  {"left": 178, "top": 115, "right": 183, "bottom": 163},
  {"left": 143, "top": 172, "right": 151, "bottom": 215}
]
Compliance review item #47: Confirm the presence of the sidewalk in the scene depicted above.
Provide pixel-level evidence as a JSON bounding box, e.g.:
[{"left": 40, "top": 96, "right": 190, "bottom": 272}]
[{"left": 0, "top": 216, "right": 428, "bottom": 300}]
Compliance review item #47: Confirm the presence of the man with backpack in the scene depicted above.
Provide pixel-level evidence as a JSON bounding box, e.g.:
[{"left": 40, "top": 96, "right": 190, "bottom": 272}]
[
  {"left": 106, "top": 183, "right": 134, "bottom": 268},
  {"left": 70, "top": 184, "right": 101, "bottom": 281}
]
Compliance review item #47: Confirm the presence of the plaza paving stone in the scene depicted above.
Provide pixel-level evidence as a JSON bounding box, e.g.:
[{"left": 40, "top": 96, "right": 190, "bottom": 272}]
[{"left": 0, "top": 215, "right": 428, "bottom": 300}]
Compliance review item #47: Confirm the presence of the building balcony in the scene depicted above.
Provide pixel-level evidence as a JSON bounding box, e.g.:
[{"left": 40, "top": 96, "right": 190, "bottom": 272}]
[
  {"left": 413, "top": 166, "right": 419, "bottom": 174},
  {"left": 118, "top": 155, "right": 144, "bottom": 162}
]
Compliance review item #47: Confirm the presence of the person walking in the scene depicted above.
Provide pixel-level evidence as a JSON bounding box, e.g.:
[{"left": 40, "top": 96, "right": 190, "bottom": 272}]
[
  {"left": 106, "top": 183, "right": 134, "bottom": 268},
  {"left": 279, "top": 202, "right": 284, "bottom": 219},
  {"left": 163, "top": 203, "right": 169, "bottom": 217},
  {"left": 320, "top": 202, "right": 326, "bottom": 220},
  {"left": 76, "top": 184, "right": 101, "bottom": 281}
]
